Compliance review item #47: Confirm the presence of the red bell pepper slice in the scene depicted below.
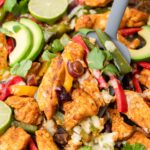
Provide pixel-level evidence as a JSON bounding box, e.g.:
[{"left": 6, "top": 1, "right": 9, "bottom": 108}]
[
  {"left": 7, "top": 38, "right": 15, "bottom": 54},
  {"left": 137, "top": 61, "right": 150, "bottom": 70},
  {"left": 72, "top": 35, "right": 89, "bottom": 54},
  {"left": 119, "top": 28, "right": 141, "bottom": 37},
  {"left": 0, "top": 0, "right": 5, "bottom": 7},
  {"left": 0, "top": 76, "right": 24, "bottom": 101},
  {"left": 132, "top": 74, "right": 142, "bottom": 93},
  {"left": 29, "top": 138, "right": 38, "bottom": 150},
  {"left": 110, "top": 75, "right": 128, "bottom": 112}
]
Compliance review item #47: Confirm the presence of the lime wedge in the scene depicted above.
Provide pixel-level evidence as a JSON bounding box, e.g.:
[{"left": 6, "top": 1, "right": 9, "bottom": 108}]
[
  {"left": 0, "top": 101, "right": 12, "bottom": 135},
  {"left": 28, "top": 0, "right": 68, "bottom": 23}
]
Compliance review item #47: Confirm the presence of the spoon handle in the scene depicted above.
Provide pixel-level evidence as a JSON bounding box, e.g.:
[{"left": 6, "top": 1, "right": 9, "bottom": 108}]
[{"left": 105, "top": 0, "right": 129, "bottom": 39}]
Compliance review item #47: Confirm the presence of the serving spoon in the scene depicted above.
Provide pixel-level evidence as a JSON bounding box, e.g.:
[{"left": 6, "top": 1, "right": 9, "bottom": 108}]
[{"left": 87, "top": 0, "right": 131, "bottom": 64}]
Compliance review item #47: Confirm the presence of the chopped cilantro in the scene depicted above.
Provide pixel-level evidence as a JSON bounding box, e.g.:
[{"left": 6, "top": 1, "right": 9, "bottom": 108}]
[{"left": 87, "top": 47, "right": 105, "bottom": 69}]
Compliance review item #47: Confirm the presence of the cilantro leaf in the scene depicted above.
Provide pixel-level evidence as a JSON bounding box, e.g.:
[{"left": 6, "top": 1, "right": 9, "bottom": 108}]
[
  {"left": 41, "top": 50, "right": 57, "bottom": 62},
  {"left": 103, "top": 50, "right": 113, "bottom": 61},
  {"left": 87, "top": 47, "right": 105, "bottom": 69},
  {"left": 102, "top": 64, "right": 120, "bottom": 76},
  {"left": 51, "top": 39, "right": 64, "bottom": 53},
  {"left": 79, "top": 146, "right": 92, "bottom": 150},
  {"left": 122, "top": 143, "right": 146, "bottom": 150},
  {"left": 10, "top": 60, "right": 32, "bottom": 78},
  {"left": 12, "top": 0, "right": 29, "bottom": 16},
  {"left": 3, "top": 0, "right": 17, "bottom": 12},
  {"left": 3, "top": 0, "right": 29, "bottom": 15}
]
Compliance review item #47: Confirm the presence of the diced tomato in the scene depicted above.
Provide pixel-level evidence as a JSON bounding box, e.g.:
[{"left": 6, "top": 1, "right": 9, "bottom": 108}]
[
  {"left": 119, "top": 28, "right": 142, "bottom": 37},
  {"left": 7, "top": 38, "right": 15, "bottom": 54},
  {"left": 0, "top": 0, "right": 5, "bottom": 7}
]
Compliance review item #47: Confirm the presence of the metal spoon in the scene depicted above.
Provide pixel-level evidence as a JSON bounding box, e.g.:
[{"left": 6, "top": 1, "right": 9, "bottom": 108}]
[{"left": 87, "top": 0, "right": 131, "bottom": 64}]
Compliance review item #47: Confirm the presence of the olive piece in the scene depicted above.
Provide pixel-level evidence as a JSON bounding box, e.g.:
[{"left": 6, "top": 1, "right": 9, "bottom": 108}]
[
  {"left": 55, "top": 86, "right": 71, "bottom": 106},
  {"left": 67, "top": 60, "right": 84, "bottom": 78}
]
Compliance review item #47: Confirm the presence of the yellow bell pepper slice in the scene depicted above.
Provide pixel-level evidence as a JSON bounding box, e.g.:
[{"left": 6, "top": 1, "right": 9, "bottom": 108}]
[
  {"left": 63, "top": 53, "right": 74, "bottom": 92},
  {"left": 10, "top": 85, "right": 38, "bottom": 97}
]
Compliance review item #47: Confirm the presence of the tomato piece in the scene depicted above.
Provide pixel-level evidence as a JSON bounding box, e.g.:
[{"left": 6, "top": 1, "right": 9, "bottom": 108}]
[
  {"left": 7, "top": 38, "right": 15, "bottom": 54},
  {"left": 0, "top": 0, "right": 5, "bottom": 7}
]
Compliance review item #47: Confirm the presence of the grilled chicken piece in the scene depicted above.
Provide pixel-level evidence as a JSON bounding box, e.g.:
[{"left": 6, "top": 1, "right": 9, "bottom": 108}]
[
  {"left": 0, "top": 127, "right": 30, "bottom": 150},
  {"left": 120, "top": 8, "right": 148, "bottom": 28},
  {"left": 125, "top": 90, "right": 150, "bottom": 133},
  {"left": 62, "top": 42, "right": 85, "bottom": 62},
  {"left": 5, "top": 96, "right": 41, "bottom": 125},
  {"left": 62, "top": 41, "right": 85, "bottom": 92},
  {"left": 63, "top": 89, "right": 98, "bottom": 130},
  {"left": 36, "top": 129, "right": 58, "bottom": 150},
  {"left": 75, "top": 12, "right": 109, "bottom": 31},
  {"left": 37, "top": 55, "right": 65, "bottom": 119},
  {"left": 0, "top": 33, "right": 8, "bottom": 70},
  {"left": 138, "top": 69, "right": 150, "bottom": 89},
  {"left": 108, "top": 109, "right": 134, "bottom": 141},
  {"left": 75, "top": 8, "right": 148, "bottom": 31},
  {"left": 84, "top": 0, "right": 112, "bottom": 7},
  {"left": 78, "top": 71, "right": 105, "bottom": 108},
  {"left": 127, "top": 131, "right": 150, "bottom": 150}
]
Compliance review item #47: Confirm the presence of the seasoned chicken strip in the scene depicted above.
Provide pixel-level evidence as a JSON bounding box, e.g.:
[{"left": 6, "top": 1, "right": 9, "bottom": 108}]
[
  {"left": 0, "top": 127, "right": 30, "bottom": 150},
  {"left": 108, "top": 109, "right": 134, "bottom": 141},
  {"left": 127, "top": 132, "right": 150, "bottom": 150},
  {"left": 62, "top": 41, "right": 85, "bottom": 92},
  {"left": 75, "top": 8, "right": 148, "bottom": 31},
  {"left": 138, "top": 69, "right": 150, "bottom": 89},
  {"left": 0, "top": 33, "right": 8, "bottom": 70},
  {"left": 125, "top": 90, "right": 150, "bottom": 133},
  {"left": 84, "top": 0, "right": 112, "bottom": 7},
  {"left": 5, "top": 96, "right": 41, "bottom": 125},
  {"left": 78, "top": 71, "right": 105, "bottom": 108},
  {"left": 63, "top": 89, "right": 98, "bottom": 130},
  {"left": 37, "top": 55, "right": 65, "bottom": 119},
  {"left": 36, "top": 129, "right": 58, "bottom": 150},
  {"left": 62, "top": 42, "right": 85, "bottom": 62}
]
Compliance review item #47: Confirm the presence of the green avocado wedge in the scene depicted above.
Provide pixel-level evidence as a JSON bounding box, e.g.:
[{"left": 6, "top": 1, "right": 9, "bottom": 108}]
[
  {"left": 129, "top": 26, "right": 150, "bottom": 61},
  {"left": 20, "top": 18, "right": 44, "bottom": 61},
  {"left": 2, "top": 21, "right": 33, "bottom": 66}
]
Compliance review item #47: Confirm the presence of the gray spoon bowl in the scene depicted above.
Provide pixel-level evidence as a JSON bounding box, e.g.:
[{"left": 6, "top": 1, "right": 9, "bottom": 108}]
[{"left": 87, "top": 0, "right": 131, "bottom": 64}]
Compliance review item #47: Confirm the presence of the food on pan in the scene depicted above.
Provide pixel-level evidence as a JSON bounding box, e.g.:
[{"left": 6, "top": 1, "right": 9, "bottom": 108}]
[{"left": 0, "top": 0, "right": 150, "bottom": 149}]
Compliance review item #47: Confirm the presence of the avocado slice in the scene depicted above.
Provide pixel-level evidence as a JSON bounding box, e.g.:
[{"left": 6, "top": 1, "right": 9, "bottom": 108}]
[
  {"left": 2, "top": 21, "right": 33, "bottom": 66},
  {"left": 129, "top": 26, "right": 150, "bottom": 61},
  {"left": 20, "top": 18, "right": 44, "bottom": 61}
]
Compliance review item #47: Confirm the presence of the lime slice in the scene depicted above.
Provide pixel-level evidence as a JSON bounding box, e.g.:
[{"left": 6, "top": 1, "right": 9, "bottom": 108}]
[
  {"left": 0, "top": 101, "right": 12, "bottom": 135},
  {"left": 28, "top": 0, "right": 68, "bottom": 23}
]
